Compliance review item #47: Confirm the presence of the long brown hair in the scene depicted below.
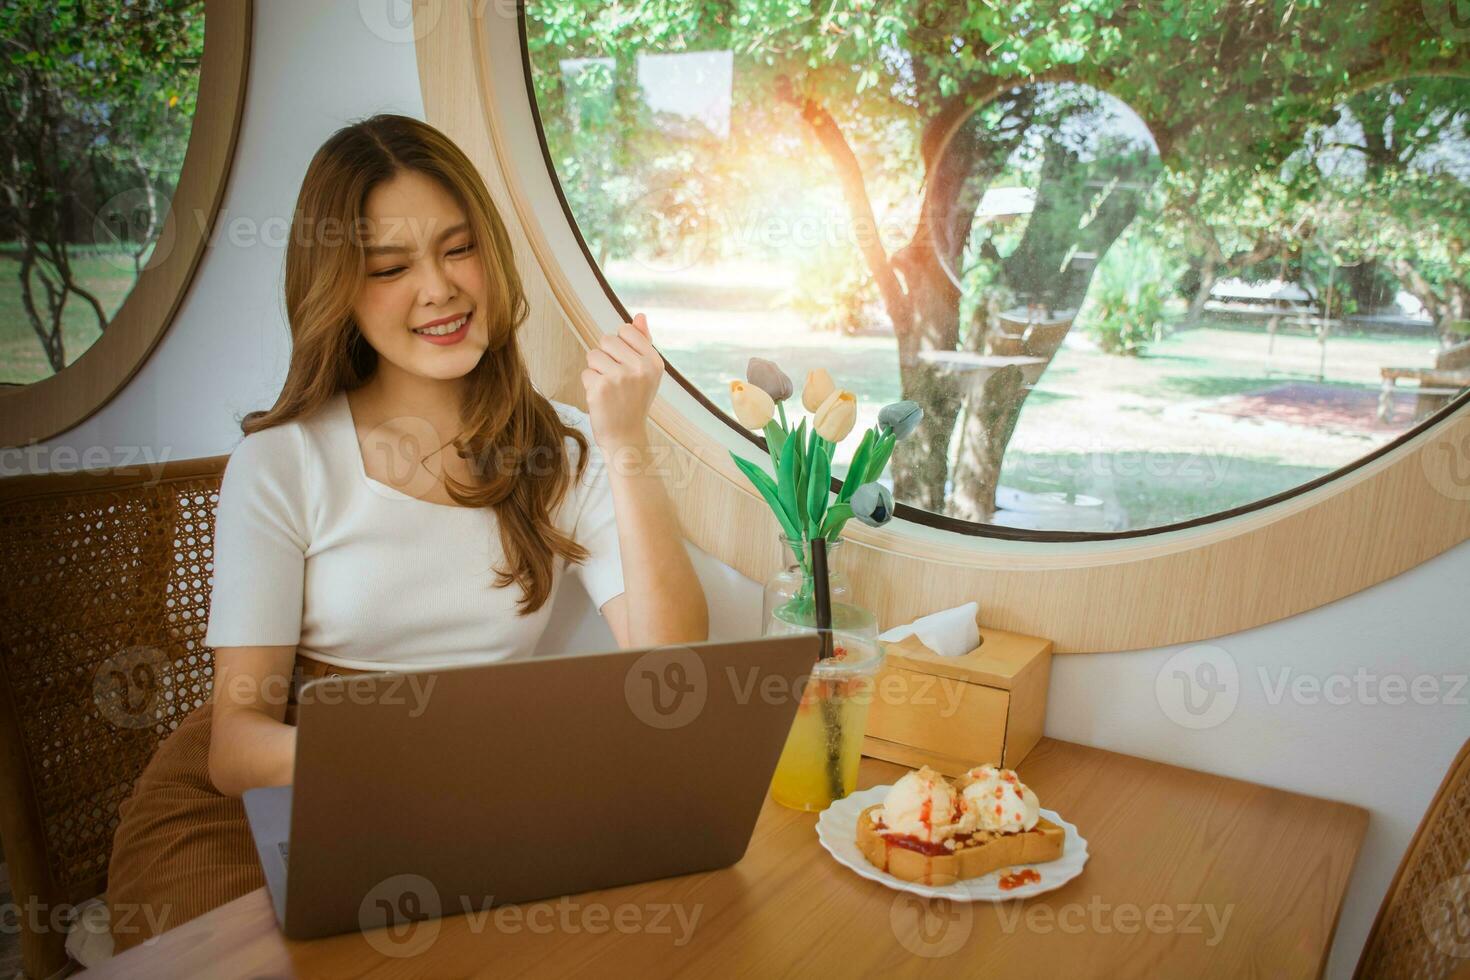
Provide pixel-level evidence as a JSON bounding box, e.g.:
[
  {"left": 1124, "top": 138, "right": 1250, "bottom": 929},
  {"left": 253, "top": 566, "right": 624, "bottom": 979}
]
[{"left": 243, "top": 113, "right": 590, "bottom": 615}]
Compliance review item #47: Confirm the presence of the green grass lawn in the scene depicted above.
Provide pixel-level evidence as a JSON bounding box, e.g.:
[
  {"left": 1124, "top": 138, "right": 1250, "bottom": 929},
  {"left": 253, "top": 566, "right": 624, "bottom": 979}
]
[
  {"left": 1000, "top": 450, "right": 1331, "bottom": 528},
  {"left": 0, "top": 243, "right": 145, "bottom": 385},
  {"left": 994, "top": 323, "right": 1440, "bottom": 527}
]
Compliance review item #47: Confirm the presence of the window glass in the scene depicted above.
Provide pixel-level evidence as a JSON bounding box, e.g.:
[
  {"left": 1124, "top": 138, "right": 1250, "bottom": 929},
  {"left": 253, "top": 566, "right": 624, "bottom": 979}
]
[
  {"left": 525, "top": 2, "right": 1469, "bottom": 533},
  {"left": 1, "top": 1, "right": 205, "bottom": 386}
]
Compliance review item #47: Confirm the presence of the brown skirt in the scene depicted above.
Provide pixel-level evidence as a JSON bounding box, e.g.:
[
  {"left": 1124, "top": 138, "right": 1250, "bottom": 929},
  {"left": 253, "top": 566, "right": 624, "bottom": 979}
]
[{"left": 105, "top": 657, "right": 372, "bottom": 952}]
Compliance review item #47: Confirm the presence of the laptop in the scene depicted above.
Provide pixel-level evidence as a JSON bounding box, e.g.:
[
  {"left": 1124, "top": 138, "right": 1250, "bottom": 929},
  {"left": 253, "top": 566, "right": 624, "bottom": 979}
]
[{"left": 242, "top": 634, "right": 821, "bottom": 941}]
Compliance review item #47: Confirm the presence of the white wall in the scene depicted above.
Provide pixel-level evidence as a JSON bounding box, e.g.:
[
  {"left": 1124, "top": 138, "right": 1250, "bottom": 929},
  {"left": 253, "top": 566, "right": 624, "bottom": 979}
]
[
  {"left": 17, "top": 4, "right": 1470, "bottom": 977},
  {"left": 1045, "top": 539, "right": 1470, "bottom": 979}
]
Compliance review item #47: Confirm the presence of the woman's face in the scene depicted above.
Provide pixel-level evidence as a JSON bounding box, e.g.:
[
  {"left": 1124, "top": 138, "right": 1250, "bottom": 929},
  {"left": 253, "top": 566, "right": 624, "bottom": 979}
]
[{"left": 352, "top": 170, "right": 490, "bottom": 386}]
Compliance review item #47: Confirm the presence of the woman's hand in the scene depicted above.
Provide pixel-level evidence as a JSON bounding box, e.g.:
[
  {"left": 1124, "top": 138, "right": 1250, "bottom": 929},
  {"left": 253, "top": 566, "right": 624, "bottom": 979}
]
[
  {"left": 578, "top": 311, "right": 708, "bottom": 648},
  {"left": 581, "top": 312, "right": 664, "bottom": 451}
]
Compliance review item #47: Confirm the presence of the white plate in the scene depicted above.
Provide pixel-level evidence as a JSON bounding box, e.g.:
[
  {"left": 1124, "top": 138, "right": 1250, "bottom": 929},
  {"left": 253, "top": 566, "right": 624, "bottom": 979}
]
[{"left": 816, "top": 784, "right": 1090, "bottom": 901}]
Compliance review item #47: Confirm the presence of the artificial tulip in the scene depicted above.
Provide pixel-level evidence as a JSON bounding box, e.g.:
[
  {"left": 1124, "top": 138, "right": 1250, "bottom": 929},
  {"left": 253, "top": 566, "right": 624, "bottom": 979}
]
[
  {"left": 850, "top": 482, "right": 894, "bottom": 526},
  {"left": 813, "top": 389, "right": 857, "bottom": 442},
  {"left": 801, "top": 368, "right": 835, "bottom": 412},
  {"left": 747, "top": 357, "right": 793, "bottom": 402},
  {"left": 729, "top": 379, "right": 775, "bottom": 429},
  {"left": 878, "top": 400, "right": 923, "bottom": 440}
]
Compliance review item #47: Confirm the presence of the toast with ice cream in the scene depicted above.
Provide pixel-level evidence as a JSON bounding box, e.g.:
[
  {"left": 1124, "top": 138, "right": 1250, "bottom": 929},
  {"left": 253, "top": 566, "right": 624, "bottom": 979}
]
[{"left": 855, "top": 764, "right": 1064, "bottom": 884}]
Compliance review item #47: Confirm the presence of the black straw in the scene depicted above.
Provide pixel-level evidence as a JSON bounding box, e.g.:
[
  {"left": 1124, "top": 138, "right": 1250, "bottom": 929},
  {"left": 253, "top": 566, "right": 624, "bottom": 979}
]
[
  {"left": 810, "top": 535, "right": 844, "bottom": 799},
  {"left": 811, "top": 537, "right": 834, "bottom": 659}
]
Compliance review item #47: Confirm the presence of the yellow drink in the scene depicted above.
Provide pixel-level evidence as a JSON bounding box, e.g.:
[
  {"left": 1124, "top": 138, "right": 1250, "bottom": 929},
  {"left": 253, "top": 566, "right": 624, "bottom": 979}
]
[
  {"left": 769, "top": 671, "right": 876, "bottom": 810},
  {"left": 764, "top": 600, "right": 883, "bottom": 811}
]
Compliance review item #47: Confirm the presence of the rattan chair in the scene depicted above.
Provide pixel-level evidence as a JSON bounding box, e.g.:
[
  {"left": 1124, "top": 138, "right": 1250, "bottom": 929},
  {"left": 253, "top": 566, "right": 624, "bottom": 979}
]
[
  {"left": 1356, "top": 736, "right": 1470, "bottom": 979},
  {"left": 0, "top": 456, "right": 228, "bottom": 979}
]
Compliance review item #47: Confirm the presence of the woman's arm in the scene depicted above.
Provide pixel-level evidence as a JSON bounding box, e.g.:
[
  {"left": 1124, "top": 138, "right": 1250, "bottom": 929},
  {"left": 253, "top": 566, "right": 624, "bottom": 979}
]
[
  {"left": 596, "top": 456, "right": 709, "bottom": 648},
  {"left": 582, "top": 313, "right": 709, "bottom": 649},
  {"left": 208, "top": 645, "right": 299, "bottom": 797}
]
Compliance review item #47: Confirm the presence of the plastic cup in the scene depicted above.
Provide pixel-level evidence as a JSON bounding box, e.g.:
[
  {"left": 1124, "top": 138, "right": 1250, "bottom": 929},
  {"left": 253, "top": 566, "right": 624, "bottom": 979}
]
[{"left": 765, "top": 603, "right": 884, "bottom": 811}]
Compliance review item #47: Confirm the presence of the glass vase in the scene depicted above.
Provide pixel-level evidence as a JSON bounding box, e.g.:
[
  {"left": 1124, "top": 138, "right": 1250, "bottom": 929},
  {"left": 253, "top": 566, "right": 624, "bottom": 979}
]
[{"left": 762, "top": 535, "right": 854, "bottom": 633}]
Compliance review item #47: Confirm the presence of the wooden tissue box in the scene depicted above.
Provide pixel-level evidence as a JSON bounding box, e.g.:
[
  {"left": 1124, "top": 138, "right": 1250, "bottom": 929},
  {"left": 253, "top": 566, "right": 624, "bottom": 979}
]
[{"left": 862, "top": 625, "right": 1052, "bottom": 776}]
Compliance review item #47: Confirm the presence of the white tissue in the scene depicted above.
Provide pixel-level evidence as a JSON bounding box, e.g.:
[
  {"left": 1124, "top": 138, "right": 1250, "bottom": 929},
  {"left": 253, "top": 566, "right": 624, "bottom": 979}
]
[{"left": 878, "top": 601, "right": 980, "bottom": 657}]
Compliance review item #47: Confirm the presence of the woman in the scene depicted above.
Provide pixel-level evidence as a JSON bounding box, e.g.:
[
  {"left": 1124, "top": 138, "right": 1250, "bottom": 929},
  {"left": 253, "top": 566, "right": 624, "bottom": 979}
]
[{"left": 104, "top": 113, "right": 708, "bottom": 951}]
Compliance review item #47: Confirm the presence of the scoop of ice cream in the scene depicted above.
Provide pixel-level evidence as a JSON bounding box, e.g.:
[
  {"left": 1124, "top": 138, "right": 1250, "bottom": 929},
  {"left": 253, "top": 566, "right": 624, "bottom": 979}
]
[
  {"left": 877, "top": 766, "right": 962, "bottom": 843},
  {"left": 957, "top": 763, "right": 1041, "bottom": 833}
]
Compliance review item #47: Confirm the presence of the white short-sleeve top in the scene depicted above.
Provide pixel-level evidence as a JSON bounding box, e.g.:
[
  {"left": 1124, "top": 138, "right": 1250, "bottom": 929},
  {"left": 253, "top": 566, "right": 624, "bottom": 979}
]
[{"left": 202, "top": 390, "right": 625, "bottom": 671}]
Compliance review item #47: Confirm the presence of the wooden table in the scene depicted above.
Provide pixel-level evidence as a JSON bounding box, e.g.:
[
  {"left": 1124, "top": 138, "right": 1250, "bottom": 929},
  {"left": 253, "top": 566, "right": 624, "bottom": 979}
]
[
  {"left": 89, "top": 739, "right": 1367, "bottom": 978},
  {"left": 1379, "top": 366, "right": 1470, "bottom": 421},
  {"left": 918, "top": 350, "right": 1050, "bottom": 387}
]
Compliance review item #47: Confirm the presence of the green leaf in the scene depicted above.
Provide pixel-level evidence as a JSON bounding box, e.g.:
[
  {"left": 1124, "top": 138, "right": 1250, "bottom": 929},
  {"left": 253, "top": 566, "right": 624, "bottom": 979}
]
[
  {"left": 838, "top": 428, "right": 875, "bottom": 504},
  {"left": 731, "top": 451, "right": 800, "bottom": 542},
  {"left": 777, "top": 434, "right": 802, "bottom": 538},
  {"left": 820, "top": 501, "right": 853, "bottom": 540},
  {"left": 792, "top": 419, "right": 809, "bottom": 530},
  {"left": 867, "top": 432, "right": 896, "bottom": 483},
  {"left": 763, "top": 419, "right": 785, "bottom": 472},
  {"left": 806, "top": 442, "right": 831, "bottom": 532}
]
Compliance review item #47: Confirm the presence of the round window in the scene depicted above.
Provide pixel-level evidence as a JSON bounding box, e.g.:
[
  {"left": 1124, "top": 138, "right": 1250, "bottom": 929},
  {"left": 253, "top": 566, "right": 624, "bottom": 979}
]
[{"left": 522, "top": 3, "right": 1469, "bottom": 536}]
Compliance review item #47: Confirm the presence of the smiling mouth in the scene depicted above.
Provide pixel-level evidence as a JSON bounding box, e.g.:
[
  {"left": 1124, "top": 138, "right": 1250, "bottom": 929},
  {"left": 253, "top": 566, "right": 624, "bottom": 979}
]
[{"left": 411, "top": 312, "right": 470, "bottom": 337}]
